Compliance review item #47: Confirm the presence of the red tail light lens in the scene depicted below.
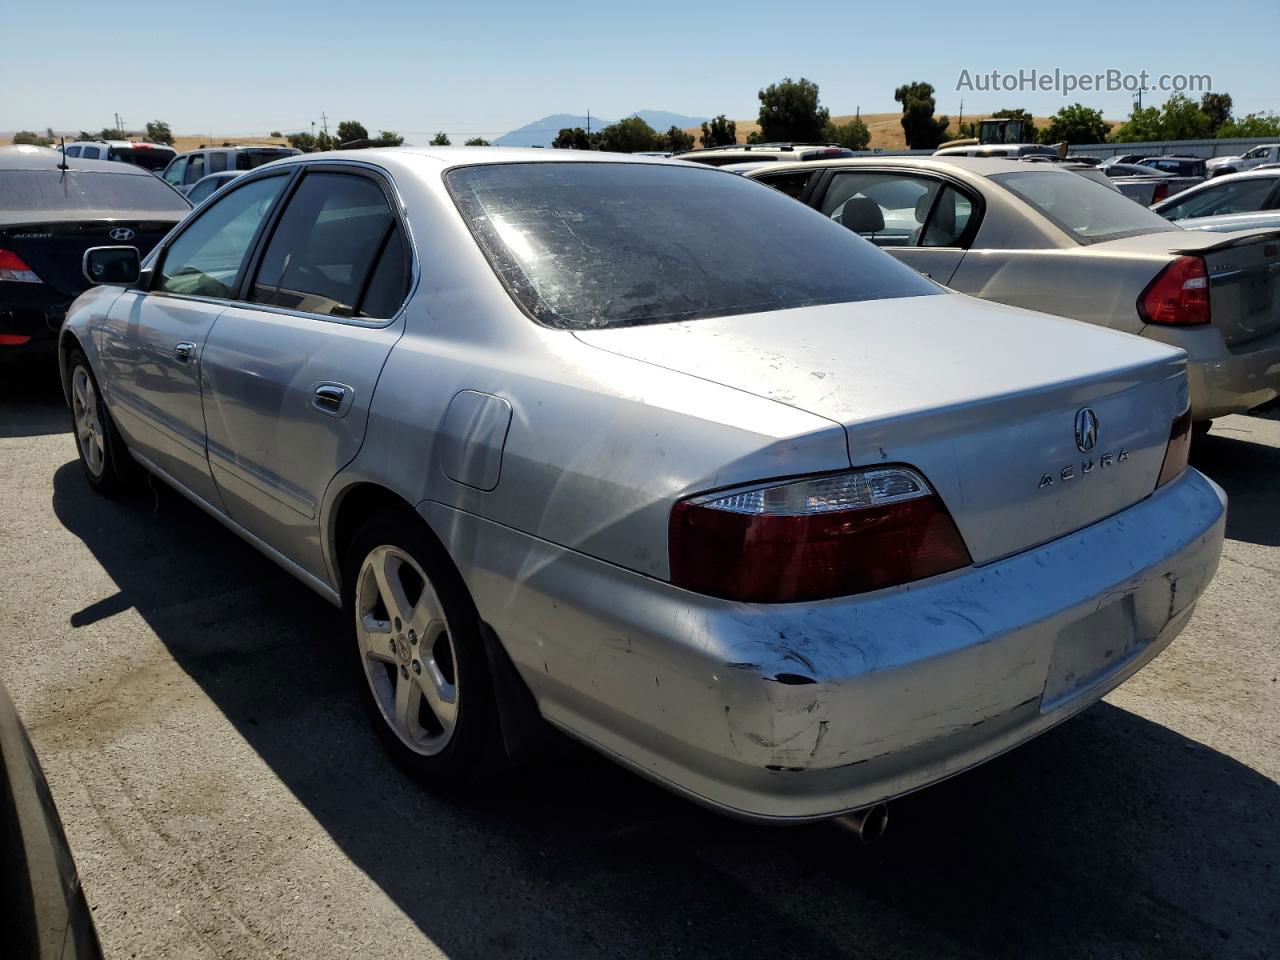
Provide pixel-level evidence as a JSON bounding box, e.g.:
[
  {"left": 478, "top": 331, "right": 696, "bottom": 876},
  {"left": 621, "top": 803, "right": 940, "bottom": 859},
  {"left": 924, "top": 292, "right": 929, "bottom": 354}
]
[
  {"left": 0, "top": 249, "right": 41, "bottom": 284},
  {"left": 0, "top": 334, "right": 33, "bottom": 345},
  {"left": 1151, "top": 182, "right": 1170, "bottom": 203},
  {"left": 1156, "top": 407, "right": 1193, "bottom": 488},
  {"left": 1139, "top": 255, "right": 1210, "bottom": 326},
  {"left": 669, "top": 467, "right": 972, "bottom": 603}
]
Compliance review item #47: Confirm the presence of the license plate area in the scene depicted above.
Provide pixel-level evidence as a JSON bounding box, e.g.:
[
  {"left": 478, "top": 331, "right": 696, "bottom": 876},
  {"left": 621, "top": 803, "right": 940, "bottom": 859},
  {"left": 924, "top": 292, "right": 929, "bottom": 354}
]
[{"left": 1042, "top": 595, "right": 1147, "bottom": 710}]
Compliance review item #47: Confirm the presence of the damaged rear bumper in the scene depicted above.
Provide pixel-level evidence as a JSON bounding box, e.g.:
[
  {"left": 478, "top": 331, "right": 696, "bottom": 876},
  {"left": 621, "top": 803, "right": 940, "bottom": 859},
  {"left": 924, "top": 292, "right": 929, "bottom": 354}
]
[{"left": 422, "top": 467, "right": 1226, "bottom": 822}]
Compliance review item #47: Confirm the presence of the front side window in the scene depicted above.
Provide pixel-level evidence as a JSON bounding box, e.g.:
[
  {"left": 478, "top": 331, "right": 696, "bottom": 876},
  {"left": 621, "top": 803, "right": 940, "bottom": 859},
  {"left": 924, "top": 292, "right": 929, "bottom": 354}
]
[
  {"left": 446, "top": 162, "right": 938, "bottom": 330},
  {"left": 65, "top": 146, "right": 81, "bottom": 158},
  {"left": 992, "top": 170, "right": 1177, "bottom": 244},
  {"left": 250, "top": 171, "right": 403, "bottom": 318},
  {"left": 1157, "top": 177, "right": 1278, "bottom": 220},
  {"left": 164, "top": 157, "right": 186, "bottom": 186},
  {"left": 820, "top": 172, "right": 940, "bottom": 247},
  {"left": 156, "top": 175, "right": 287, "bottom": 298},
  {"left": 753, "top": 170, "right": 816, "bottom": 199}
]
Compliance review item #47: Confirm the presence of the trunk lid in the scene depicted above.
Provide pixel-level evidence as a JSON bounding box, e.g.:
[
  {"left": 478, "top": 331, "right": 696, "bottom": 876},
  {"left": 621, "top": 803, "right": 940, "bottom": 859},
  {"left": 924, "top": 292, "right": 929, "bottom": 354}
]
[
  {"left": 0, "top": 219, "right": 177, "bottom": 298},
  {"left": 1091, "top": 228, "right": 1280, "bottom": 346},
  {"left": 576, "top": 294, "right": 1188, "bottom": 565}
]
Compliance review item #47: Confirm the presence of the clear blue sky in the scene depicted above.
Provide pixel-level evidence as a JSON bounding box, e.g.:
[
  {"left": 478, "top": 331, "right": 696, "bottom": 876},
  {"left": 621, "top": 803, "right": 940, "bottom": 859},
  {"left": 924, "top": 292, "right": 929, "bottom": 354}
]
[{"left": 7, "top": 0, "right": 1278, "bottom": 140}]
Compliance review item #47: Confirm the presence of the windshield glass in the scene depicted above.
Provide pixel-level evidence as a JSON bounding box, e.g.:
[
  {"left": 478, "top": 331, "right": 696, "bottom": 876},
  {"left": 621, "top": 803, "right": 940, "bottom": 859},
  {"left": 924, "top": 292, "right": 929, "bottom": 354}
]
[
  {"left": 107, "top": 146, "right": 175, "bottom": 171},
  {"left": 0, "top": 170, "right": 190, "bottom": 213},
  {"left": 446, "top": 162, "right": 939, "bottom": 329},
  {"left": 991, "top": 170, "right": 1178, "bottom": 244}
]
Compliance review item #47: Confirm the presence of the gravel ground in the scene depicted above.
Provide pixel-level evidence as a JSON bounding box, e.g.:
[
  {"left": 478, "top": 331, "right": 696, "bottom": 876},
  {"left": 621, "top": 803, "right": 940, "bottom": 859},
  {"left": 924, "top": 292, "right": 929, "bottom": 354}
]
[{"left": 1, "top": 367, "right": 1277, "bottom": 960}]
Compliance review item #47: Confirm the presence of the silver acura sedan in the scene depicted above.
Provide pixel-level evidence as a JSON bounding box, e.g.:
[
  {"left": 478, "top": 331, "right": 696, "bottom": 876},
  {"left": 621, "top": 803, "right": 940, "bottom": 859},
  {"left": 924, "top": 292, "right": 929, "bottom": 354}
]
[{"left": 59, "top": 149, "right": 1225, "bottom": 823}]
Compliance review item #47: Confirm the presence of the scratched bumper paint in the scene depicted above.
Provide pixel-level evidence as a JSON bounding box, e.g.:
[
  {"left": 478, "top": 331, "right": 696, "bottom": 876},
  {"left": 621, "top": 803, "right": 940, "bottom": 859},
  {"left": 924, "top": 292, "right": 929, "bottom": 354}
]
[{"left": 421, "top": 466, "right": 1226, "bottom": 822}]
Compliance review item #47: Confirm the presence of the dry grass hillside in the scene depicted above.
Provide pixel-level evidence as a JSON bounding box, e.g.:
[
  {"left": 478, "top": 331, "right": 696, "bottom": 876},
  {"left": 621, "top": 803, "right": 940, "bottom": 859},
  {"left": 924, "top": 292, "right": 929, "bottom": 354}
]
[
  {"left": 680, "top": 112, "right": 1110, "bottom": 150},
  {"left": 0, "top": 133, "right": 290, "bottom": 150}
]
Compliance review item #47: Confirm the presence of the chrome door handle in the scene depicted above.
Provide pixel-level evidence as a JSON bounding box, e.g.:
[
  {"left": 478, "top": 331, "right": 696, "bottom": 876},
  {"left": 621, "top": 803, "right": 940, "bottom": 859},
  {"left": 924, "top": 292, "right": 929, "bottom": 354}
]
[
  {"left": 312, "top": 383, "right": 350, "bottom": 416},
  {"left": 174, "top": 341, "right": 196, "bottom": 363}
]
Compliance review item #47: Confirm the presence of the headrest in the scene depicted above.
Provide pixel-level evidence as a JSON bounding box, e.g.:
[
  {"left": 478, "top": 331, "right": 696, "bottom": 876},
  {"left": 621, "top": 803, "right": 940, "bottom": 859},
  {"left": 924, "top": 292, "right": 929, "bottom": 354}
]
[{"left": 841, "top": 197, "right": 885, "bottom": 234}]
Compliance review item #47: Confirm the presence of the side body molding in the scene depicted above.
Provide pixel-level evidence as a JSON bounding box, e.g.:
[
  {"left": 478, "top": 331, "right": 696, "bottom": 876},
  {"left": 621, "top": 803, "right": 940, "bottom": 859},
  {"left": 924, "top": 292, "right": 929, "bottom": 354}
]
[{"left": 440, "top": 390, "right": 513, "bottom": 492}]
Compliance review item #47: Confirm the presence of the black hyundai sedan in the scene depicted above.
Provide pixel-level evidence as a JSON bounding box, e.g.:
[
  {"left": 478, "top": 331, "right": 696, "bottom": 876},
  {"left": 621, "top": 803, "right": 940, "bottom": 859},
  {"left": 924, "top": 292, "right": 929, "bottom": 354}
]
[{"left": 0, "top": 145, "right": 190, "bottom": 364}]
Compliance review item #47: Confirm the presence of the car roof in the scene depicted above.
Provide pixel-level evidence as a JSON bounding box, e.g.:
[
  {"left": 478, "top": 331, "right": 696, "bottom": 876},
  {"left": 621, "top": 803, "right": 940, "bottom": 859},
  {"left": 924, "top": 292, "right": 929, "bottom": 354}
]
[
  {"left": 263, "top": 146, "right": 695, "bottom": 172},
  {"left": 0, "top": 146, "right": 161, "bottom": 174},
  {"left": 739, "top": 155, "right": 1046, "bottom": 178},
  {"left": 179, "top": 144, "right": 294, "bottom": 152}
]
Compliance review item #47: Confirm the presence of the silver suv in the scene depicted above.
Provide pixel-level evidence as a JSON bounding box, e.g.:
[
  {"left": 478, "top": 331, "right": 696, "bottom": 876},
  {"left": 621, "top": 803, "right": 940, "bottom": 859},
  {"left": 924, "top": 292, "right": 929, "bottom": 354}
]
[
  {"left": 162, "top": 145, "right": 299, "bottom": 194},
  {"left": 59, "top": 139, "right": 176, "bottom": 173}
]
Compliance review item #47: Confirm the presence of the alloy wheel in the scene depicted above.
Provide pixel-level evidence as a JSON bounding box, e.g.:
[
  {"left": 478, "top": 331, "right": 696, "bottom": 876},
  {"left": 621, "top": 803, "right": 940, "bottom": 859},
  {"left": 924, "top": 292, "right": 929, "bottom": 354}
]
[{"left": 72, "top": 366, "right": 105, "bottom": 477}]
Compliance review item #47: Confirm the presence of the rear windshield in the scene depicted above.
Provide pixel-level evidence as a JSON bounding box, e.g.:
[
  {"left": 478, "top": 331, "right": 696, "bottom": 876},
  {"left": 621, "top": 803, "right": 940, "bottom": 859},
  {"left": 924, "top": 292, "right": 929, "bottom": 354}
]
[
  {"left": 0, "top": 170, "right": 190, "bottom": 213},
  {"left": 991, "top": 170, "right": 1178, "bottom": 244},
  {"left": 107, "top": 146, "right": 175, "bottom": 171},
  {"left": 446, "top": 162, "right": 938, "bottom": 329},
  {"left": 236, "top": 149, "right": 294, "bottom": 170}
]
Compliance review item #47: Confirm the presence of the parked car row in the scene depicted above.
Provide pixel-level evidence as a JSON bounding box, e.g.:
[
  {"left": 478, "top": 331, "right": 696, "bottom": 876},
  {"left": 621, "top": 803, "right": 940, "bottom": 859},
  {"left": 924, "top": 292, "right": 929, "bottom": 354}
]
[
  {"left": 1152, "top": 168, "right": 1280, "bottom": 233},
  {"left": 59, "top": 138, "right": 176, "bottom": 172},
  {"left": 160, "top": 145, "right": 298, "bottom": 195},
  {"left": 53, "top": 147, "right": 1236, "bottom": 829}
]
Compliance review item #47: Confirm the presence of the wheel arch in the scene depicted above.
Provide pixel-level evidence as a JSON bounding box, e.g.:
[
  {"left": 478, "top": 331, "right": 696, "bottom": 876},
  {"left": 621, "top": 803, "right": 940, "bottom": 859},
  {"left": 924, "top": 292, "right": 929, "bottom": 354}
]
[{"left": 58, "top": 328, "right": 88, "bottom": 406}]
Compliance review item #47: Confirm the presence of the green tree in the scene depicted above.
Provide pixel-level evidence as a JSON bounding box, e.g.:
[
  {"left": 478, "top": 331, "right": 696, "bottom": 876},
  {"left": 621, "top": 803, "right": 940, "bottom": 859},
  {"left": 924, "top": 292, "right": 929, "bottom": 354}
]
[
  {"left": 552, "top": 127, "right": 591, "bottom": 149},
  {"left": 1039, "top": 103, "right": 1111, "bottom": 145},
  {"left": 287, "top": 131, "right": 318, "bottom": 152},
  {"left": 757, "top": 77, "right": 829, "bottom": 143},
  {"left": 337, "top": 120, "right": 369, "bottom": 145},
  {"left": 269, "top": 130, "right": 283, "bottom": 138},
  {"left": 1110, "top": 105, "right": 1162, "bottom": 142},
  {"left": 665, "top": 125, "right": 694, "bottom": 153},
  {"left": 699, "top": 115, "right": 736, "bottom": 147},
  {"left": 1216, "top": 112, "right": 1280, "bottom": 138},
  {"left": 373, "top": 130, "right": 405, "bottom": 146},
  {"left": 894, "top": 82, "right": 950, "bottom": 149},
  {"left": 144, "top": 120, "right": 174, "bottom": 145},
  {"left": 598, "top": 116, "right": 659, "bottom": 153},
  {"left": 99, "top": 127, "right": 126, "bottom": 140},
  {"left": 823, "top": 117, "right": 870, "bottom": 150},
  {"left": 430, "top": 131, "right": 451, "bottom": 146},
  {"left": 1199, "top": 93, "right": 1233, "bottom": 135},
  {"left": 12, "top": 130, "right": 53, "bottom": 147},
  {"left": 464, "top": 137, "right": 491, "bottom": 146},
  {"left": 745, "top": 130, "right": 765, "bottom": 144},
  {"left": 1112, "top": 94, "right": 1211, "bottom": 142}
]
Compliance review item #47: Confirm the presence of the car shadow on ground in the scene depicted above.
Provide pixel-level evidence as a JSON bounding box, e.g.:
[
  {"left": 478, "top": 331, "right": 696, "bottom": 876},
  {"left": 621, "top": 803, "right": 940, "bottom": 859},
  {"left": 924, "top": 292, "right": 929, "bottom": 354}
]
[
  {"left": 0, "top": 362, "right": 68, "bottom": 439},
  {"left": 1191, "top": 417, "right": 1280, "bottom": 547},
  {"left": 49, "top": 461, "right": 1279, "bottom": 960}
]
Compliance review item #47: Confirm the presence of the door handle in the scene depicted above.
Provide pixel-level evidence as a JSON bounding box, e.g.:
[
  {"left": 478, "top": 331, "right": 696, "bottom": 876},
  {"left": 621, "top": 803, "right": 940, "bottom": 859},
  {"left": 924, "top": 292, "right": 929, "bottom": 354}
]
[
  {"left": 174, "top": 341, "right": 196, "bottom": 363},
  {"left": 312, "top": 383, "right": 351, "bottom": 417}
]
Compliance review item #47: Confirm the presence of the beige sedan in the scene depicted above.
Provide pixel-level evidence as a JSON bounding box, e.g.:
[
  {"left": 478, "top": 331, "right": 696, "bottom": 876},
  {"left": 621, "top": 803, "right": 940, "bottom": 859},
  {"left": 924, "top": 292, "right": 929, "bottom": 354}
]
[{"left": 745, "top": 156, "right": 1280, "bottom": 425}]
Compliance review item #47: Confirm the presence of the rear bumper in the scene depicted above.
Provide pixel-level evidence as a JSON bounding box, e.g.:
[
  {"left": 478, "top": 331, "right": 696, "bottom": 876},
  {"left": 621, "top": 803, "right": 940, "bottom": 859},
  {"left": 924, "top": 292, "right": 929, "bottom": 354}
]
[
  {"left": 423, "top": 468, "right": 1226, "bottom": 822},
  {"left": 1143, "top": 324, "right": 1280, "bottom": 420},
  {"left": 0, "top": 284, "right": 70, "bottom": 361}
]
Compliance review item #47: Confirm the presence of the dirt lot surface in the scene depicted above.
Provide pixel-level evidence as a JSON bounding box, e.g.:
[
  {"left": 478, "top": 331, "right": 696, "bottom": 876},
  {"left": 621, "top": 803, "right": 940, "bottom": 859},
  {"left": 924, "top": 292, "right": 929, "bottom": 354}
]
[{"left": 1, "top": 367, "right": 1276, "bottom": 960}]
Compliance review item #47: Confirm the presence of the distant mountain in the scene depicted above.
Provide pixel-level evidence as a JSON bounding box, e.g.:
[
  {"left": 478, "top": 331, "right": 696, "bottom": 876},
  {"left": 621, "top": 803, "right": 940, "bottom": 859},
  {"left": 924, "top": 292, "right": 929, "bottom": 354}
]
[{"left": 494, "top": 110, "right": 708, "bottom": 147}]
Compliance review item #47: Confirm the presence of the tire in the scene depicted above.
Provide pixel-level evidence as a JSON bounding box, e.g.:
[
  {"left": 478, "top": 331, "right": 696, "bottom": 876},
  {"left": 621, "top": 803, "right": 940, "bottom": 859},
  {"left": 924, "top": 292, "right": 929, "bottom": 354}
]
[
  {"left": 67, "top": 348, "right": 135, "bottom": 496},
  {"left": 342, "top": 509, "right": 503, "bottom": 786}
]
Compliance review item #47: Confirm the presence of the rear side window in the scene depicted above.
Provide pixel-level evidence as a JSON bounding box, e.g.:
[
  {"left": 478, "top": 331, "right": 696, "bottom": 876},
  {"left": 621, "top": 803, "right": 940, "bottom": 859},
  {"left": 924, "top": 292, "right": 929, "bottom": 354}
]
[
  {"left": 250, "top": 172, "right": 403, "bottom": 318},
  {"left": 1157, "top": 177, "right": 1279, "bottom": 220},
  {"left": 820, "top": 172, "right": 940, "bottom": 247},
  {"left": 209, "top": 152, "right": 228, "bottom": 173},
  {"left": 446, "top": 162, "right": 938, "bottom": 330},
  {"left": 184, "top": 154, "right": 206, "bottom": 184},
  {"left": 921, "top": 186, "right": 974, "bottom": 247},
  {"left": 157, "top": 175, "right": 287, "bottom": 298},
  {"left": 0, "top": 171, "right": 191, "bottom": 213},
  {"left": 108, "top": 146, "right": 175, "bottom": 171},
  {"left": 82, "top": 146, "right": 101, "bottom": 160},
  {"left": 65, "top": 146, "right": 81, "bottom": 158},
  {"left": 237, "top": 149, "right": 294, "bottom": 170}
]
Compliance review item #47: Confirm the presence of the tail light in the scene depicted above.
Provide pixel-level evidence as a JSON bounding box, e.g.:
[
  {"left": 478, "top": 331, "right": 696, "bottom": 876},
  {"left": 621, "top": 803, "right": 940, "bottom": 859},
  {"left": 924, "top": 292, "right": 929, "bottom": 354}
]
[
  {"left": 669, "top": 466, "right": 972, "bottom": 603},
  {"left": 1139, "top": 256, "right": 1210, "bottom": 326},
  {"left": 0, "top": 249, "right": 41, "bottom": 284},
  {"left": 1156, "top": 407, "right": 1193, "bottom": 489},
  {"left": 0, "top": 334, "right": 33, "bottom": 345},
  {"left": 1151, "top": 182, "right": 1170, "bottom": 203}
]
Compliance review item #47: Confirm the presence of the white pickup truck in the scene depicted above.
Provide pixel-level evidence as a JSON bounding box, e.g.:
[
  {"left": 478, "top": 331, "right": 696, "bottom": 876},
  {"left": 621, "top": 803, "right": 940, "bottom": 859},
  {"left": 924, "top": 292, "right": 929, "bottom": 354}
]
[{"left": 1207, "top": 144, "right": 1280, "bottom": 177}]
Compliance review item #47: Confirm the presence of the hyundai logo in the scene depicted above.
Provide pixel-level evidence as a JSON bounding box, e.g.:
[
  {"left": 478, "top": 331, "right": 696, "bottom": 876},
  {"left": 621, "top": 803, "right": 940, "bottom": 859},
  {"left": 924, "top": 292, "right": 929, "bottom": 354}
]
[
  {"left": 108, "top": 227, "right": 135, "bottom": 242},
  {"left": 1075, "top": 408, "right": 1100, "bottom": 453}
]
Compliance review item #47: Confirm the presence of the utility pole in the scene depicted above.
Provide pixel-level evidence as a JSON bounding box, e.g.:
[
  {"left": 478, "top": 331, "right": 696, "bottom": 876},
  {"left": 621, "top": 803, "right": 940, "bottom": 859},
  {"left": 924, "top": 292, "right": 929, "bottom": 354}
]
[
  {"left": 958, "top": 99, "right": 963, "bottom": 130},
  {"left": 587, "top": 110, "right": 591, "bottom": 139},
  {"left": 321, "top": 111, "right": 329, "bottom": 141}
]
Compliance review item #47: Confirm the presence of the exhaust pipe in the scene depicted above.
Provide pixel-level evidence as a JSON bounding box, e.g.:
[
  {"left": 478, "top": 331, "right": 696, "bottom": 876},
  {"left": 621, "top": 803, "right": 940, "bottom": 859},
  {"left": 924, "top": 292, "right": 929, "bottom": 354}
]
[{"left": 832, "top": 803, "right": 889, "bottom": 843}]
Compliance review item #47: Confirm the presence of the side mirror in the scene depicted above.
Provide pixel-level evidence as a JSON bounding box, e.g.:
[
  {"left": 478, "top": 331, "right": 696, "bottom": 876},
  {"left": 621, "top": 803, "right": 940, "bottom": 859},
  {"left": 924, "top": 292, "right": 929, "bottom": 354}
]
[{"left": 82, "top": 246, "right": 141, "bottom": 286}]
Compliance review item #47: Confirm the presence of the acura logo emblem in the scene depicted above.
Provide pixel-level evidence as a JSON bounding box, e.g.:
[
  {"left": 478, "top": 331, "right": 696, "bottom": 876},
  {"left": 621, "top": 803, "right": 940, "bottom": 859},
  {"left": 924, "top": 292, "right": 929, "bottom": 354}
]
[
  {"left": 1075, "top": 408, "right": 1099, "bottom": 453},
  {"left": 108, "top": 227, "right": 135, "bottom": 241}
]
